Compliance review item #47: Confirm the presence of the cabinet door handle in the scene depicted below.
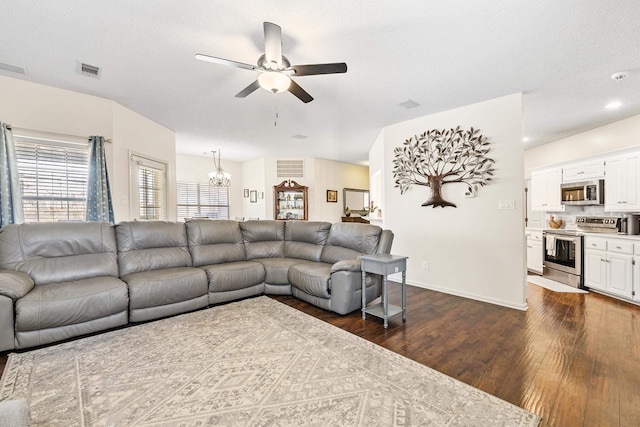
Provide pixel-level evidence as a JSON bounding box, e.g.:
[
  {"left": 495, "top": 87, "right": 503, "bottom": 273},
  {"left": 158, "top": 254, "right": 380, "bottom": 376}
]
[{"left": 616, "top": 246, "right": 622, "bottom": 249}]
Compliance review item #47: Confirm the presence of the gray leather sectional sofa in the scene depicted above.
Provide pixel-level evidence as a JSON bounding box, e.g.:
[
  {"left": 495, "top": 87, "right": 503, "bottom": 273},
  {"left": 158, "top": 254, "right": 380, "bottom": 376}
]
[{"left": 0, "top": 219, "right": 393, "bottom": 352}]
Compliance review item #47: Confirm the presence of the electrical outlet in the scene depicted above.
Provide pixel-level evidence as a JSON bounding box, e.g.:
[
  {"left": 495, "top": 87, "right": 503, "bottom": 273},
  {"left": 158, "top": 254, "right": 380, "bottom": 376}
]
[{"left": 422, "top": 261, "right": 429, "bottom": 270}]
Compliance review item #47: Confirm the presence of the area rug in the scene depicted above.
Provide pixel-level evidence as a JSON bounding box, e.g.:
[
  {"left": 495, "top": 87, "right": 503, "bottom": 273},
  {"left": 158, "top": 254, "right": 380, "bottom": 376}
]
[
  {"left": 0, "top": 297, "right": 540, "bottom": 426},
  {"left": 527, "top": 275, "right": 588, "bottom": 293}
]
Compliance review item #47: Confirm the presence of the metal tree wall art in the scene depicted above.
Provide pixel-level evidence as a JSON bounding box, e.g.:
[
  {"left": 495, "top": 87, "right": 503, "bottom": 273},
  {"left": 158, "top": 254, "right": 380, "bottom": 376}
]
[{"left": 392, "top": 127, "right": 495, "bottom": 208}]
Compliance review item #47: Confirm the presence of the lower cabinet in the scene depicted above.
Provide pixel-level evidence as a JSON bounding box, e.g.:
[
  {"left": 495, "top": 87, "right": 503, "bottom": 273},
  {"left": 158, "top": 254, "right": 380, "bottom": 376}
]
[
  {"left": 526, "top": 230, "right": 543, "bottom": 274},
  {"left": 584, "top": 248, "right": 607, "bottom": 291},
  {"left": 635, "top": 242, "right": 640, "bottom": 303},
  {"left": 584, "top": 236, "right": 634, "bottom": 300}
]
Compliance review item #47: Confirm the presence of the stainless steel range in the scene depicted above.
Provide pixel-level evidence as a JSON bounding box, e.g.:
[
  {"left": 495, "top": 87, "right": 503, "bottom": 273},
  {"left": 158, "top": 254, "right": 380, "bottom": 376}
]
[
  {"left": 543, "top": 229, "right": 583, "bottom": 288},
  {"left": 542, "top": 216, "right": 622, "bottom": 288}
]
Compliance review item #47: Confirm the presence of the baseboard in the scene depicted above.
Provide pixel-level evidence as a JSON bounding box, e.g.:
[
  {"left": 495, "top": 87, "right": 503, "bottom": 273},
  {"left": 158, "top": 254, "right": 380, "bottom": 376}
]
[{"left": 406, "top": 280, "right": 529, "bottom": 311}]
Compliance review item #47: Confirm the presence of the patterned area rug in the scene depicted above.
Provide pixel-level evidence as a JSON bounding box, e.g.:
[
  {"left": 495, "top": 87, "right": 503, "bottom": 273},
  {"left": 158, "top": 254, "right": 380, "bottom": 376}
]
[{"left": 1, "top": 296, "right": 540, "bottom": 426}]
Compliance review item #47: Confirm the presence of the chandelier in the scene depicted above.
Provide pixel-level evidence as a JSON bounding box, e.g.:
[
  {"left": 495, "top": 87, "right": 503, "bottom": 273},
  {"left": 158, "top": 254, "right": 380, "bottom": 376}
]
[{"left": 208, "top": 150, "right": 231, "bottom": 187}]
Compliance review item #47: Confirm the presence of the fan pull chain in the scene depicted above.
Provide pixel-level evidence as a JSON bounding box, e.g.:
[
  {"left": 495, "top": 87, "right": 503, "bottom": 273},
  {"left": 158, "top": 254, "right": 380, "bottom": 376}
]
[{"left": 275, "top": 111, "right": 278, "bottom": 127}]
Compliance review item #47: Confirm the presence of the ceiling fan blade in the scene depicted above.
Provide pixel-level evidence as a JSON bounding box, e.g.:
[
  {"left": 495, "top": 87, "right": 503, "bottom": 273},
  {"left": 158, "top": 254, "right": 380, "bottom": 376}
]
[
  {"left": 263, "top": 22, "right": 283, "bottom": 68},
  {"left": 291, "top": 63, "right": 347, "bottom": 76},
  {"left": 195, "top": 53, "right": 257, "bottom": 72},
  {"left": 235, "top": 80, "right": 261, "bottom": 98},
  {"left": 288, "top": 79, "right": 313, "bottom": 103}
]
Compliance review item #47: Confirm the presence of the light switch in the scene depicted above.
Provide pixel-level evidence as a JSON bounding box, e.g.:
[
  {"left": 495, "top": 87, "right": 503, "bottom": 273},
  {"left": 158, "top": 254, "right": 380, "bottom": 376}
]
[{"left": 498, "top": 200, "right": 515, "bottom": 210}]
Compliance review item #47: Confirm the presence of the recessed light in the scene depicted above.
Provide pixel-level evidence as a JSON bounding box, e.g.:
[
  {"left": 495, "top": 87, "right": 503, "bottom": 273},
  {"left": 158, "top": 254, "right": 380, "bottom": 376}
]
[
  {"left": 522, "top": 137, "right": 530, "bottom": 142},
  {"left": 611, "top": 71, "right": 629, "bottom": 81},
  {"left": 605, "top": 101, "right": 623, "bottom": 110}
]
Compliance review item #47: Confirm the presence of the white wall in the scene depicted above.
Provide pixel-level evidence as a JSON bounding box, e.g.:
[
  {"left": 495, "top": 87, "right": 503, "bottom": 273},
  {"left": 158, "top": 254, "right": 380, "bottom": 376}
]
[
  {"left": 242, "top": 158, "right": 267, "bottom": 220},
  {"left": 377, "top": 93, "right": 527, "bottom": 310},
  {"left": 525, "top": 114, "right": 640, "bottom": 177},
  {"left": 0, "top": 75, "right": 176, "bottom": 222},
  {"left": 175, "top": 153, "right": 244, "bottom": 220},
  {"left": 312, "top": 159, "right": 369, "bottom": 223}
]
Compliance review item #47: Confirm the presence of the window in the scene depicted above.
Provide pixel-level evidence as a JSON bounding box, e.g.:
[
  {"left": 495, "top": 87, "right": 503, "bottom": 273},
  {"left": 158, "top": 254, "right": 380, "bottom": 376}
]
[
  {"left": 177, "top": 182, "right": 229, "bottom": 221},
  {"left": 130, "top": 154, "right": 167, "bottom": 221},
  {"left": 14, "top": 137, "right": 89, "bottom": 222}
]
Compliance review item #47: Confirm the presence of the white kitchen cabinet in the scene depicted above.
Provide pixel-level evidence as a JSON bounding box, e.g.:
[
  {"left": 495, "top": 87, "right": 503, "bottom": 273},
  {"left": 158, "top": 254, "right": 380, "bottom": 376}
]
[
  {"left": 526, "top": 230, "right": 543, "bottom": 274},
  {"left": 606, "top": 252, "right": 633, "bottom": 299},
  {"left": 531, "top": 168, "right": 564, "bottom": 212},
  {"left": 634, "top": 242, "right": 640, "bottom": 303},
  {"left": 562, "top": 160, "right": 605, "bottom": 183},
  {"left": 584, "top": 246, "right": 607, "bottom": 291},
  {"left": 605, "top": 153, "right": 640, "bottom": 212},
  {"left": 584, "top": 236, "right": 634, "bottom": 299}
]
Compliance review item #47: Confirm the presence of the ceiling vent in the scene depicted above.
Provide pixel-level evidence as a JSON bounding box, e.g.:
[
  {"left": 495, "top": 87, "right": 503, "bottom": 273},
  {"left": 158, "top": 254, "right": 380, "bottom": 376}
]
[
  {"left": 277, "top": 160, "right": 304, "bottom": 178},
  {"left": 80, "top": 62, "right": 101, "bottom": 78},
  {"left": 398, "top": 99, "right": 420, "bottom": 109},
  {"left": 0, "top": 61, "right": 26, "bottom": 75}
]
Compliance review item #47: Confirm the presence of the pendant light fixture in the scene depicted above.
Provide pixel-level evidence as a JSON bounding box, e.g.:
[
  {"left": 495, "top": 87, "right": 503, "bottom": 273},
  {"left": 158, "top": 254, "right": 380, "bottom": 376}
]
[{"left": 208, "top": 150, "right": 231, "bottom": 187}]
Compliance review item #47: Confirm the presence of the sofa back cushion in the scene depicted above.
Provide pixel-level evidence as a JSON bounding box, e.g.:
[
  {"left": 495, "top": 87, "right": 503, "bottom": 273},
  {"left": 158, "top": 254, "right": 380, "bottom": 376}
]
[
  {"left": 284, "top": 221, "right": 331, "bottom": 261},
  {"left": 320, "top": 223, "right": 382, "bottom": 264},
  {"left": 240, "top": 220, "right": 285, "bottom": 259},
  {"left": 186, "top": 219, "right": 245, "bottom": 266},
  {"left": 116, "top": 221, "right": 192, "bottom": 276},
  {"left": 0, "top": 222, "right": 119, "bottom": 285}
]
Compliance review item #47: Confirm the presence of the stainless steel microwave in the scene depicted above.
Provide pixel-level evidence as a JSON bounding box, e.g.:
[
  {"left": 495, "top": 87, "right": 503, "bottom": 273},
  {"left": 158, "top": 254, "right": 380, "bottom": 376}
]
[{"left": 560, "top": 179, "right": 604, "bottom": 205}]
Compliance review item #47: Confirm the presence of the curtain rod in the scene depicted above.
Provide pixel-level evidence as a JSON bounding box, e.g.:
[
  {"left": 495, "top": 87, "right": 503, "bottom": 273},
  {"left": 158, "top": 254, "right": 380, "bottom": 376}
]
[{"left": 8, "top": 126, "right": 112, "bottom": 143}]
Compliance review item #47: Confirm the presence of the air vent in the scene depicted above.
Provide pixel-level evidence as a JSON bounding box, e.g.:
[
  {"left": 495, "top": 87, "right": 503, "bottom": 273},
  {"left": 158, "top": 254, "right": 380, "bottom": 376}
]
[
  {"left": 0, "top": 62, "right": 26, "bottom": 75},
  {"left": 80, "top": 63, "right": 101, "bottom": 78},
  {"left": 277, "top": 160, "right": 304, "bottom": 178}
]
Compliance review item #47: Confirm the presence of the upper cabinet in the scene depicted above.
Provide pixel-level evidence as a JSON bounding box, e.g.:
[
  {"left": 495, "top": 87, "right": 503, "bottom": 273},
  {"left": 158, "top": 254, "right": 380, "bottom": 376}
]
[
  {"left": 274, "top": 180, "right": 308, "bottom": 220},
  {"left": 562, "top": 160, "right": 605, "bottom": 183},
  {"left": 531, "top": 168, "right": 565, "bottom": 212},
  {"left": 605, "top": 153, "right": 640, "bottom": 212}
]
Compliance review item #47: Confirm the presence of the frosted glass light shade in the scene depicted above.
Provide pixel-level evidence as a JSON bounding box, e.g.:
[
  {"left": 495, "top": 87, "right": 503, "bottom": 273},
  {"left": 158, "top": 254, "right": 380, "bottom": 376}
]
[{"left": 258, "top": 71, "right": 291, "bottom": 93}]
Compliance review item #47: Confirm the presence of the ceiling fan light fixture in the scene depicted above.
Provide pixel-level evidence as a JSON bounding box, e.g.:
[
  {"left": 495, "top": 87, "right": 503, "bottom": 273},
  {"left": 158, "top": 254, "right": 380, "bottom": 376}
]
[{"left": 258, "top": 71, "right": 291, "bottom": 93}]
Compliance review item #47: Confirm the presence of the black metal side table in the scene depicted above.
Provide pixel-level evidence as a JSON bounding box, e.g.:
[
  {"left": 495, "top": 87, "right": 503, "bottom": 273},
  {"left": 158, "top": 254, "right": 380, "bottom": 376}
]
[{"left": 360, "top": 254, "right": 408, "bottom": 328}]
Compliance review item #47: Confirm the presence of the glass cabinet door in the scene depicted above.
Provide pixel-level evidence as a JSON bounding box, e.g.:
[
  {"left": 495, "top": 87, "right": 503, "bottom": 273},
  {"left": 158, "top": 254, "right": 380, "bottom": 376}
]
[{"left": 274, "top": 180, "right": 308, "bottom": 220}]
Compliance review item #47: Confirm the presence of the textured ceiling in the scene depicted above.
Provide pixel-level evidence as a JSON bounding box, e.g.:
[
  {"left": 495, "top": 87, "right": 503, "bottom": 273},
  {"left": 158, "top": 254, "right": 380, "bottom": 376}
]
[{"left": 1, "top": 1, "right": 639, "bottom": 164}]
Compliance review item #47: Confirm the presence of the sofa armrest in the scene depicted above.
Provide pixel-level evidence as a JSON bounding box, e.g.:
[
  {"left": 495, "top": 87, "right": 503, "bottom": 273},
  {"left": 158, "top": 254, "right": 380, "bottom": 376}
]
[
  {"left": 0, "top": 270, "right": 35, "bottom": 300},
  {"left": 330, "top": 258, "right": 361, "bottom": 273}
]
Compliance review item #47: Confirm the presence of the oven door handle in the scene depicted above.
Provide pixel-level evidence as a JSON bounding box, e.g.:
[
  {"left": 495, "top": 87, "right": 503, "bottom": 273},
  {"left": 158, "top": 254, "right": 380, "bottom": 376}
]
[{"left": 544, "top": 235, "right": 578, "bottom": 242}]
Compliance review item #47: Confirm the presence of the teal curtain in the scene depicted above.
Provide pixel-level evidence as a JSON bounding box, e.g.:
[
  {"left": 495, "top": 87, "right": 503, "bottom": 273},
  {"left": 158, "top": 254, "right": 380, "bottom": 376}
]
[
  {"left": 0, "top": 123, "right": 24, "bottom": 227},
  {"left": 86, "top": 136, "right": 114, "bottom": 224}
]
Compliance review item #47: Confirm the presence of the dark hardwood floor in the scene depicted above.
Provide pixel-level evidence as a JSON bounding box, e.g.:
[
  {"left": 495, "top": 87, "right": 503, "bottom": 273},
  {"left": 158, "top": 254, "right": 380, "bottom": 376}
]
[
  {"left": 270, "top": 283, "right": 640, "bottom": 427},
  {"left": 1, "top": 283, "right": 638, "bottom": 426}
]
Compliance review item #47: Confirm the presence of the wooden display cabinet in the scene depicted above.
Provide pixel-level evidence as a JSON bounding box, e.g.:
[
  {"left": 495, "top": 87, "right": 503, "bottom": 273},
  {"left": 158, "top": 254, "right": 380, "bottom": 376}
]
[{"left": 274, "top": 180, "right": 308, "bottom": 220}]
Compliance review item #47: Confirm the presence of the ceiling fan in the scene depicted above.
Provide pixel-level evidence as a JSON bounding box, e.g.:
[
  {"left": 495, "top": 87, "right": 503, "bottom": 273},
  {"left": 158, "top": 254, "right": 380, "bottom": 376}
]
[{"left": 195, "top": 22, "right": 347, "bottom": 103}]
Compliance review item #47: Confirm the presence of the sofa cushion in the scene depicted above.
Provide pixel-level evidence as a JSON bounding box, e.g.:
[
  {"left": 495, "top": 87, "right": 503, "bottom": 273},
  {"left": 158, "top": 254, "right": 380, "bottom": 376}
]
[
  {"left": 240, "top": 221, "right": 285, "bottom": 259},
  {"left": 288, "top": 262, "right": 333, "bottom": 299},
  {"left": 15, "top": 277, "right": 129, "bottom": 332},
  {"left": 284, "top": 221, "right": 331, "bottom": 261},
  {"left": 123, "top": 267, "right": 208, "bottom": 311},
  {"left": 186, "top": 219, "right": 245, "bottom": 266},
  {"left": 254, "top": 257, "right": 307, "bottom": 285},
  {"left": 116, "top": 221, "right": 192, "bottom": 276},
  {"left": 200, "top": 261, "right": 265, "bottom": 293},
  {"left": 321, "top": 223, "right": 382, "bottom": 264},
  {"left": 0, "top": 222, "right": 119, "bottom": 285}
]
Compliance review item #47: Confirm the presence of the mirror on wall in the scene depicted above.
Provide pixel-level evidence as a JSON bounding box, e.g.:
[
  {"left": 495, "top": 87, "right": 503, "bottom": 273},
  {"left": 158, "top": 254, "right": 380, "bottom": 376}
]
[{"left": 343, "top": 188, "right": 370, "bottom": 216}]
